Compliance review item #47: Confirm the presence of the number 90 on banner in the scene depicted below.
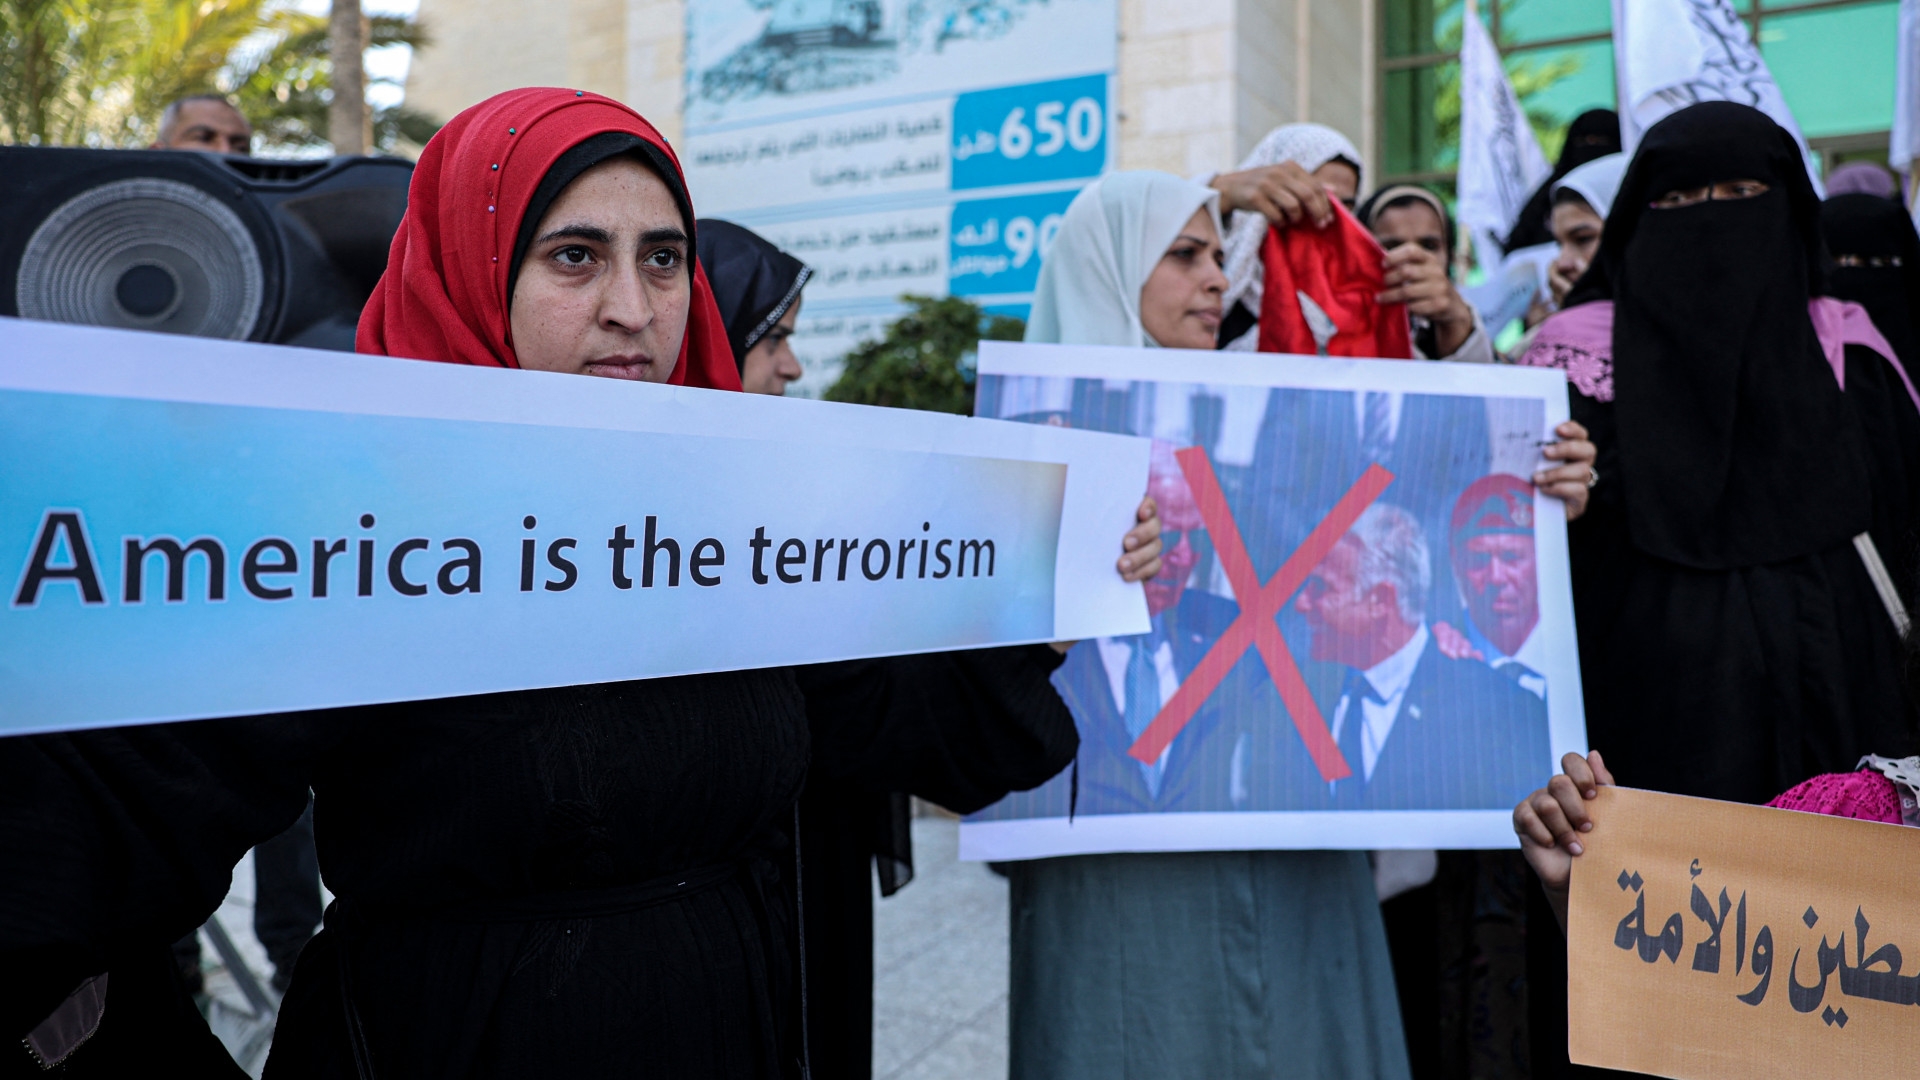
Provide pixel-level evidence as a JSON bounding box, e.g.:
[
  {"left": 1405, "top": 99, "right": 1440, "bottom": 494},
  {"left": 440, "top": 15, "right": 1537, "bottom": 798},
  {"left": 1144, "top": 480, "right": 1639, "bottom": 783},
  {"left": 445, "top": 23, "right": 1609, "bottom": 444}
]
[
  {"left": 949, "top": 188, "right": 1079, "bottom": 298},
  {"left": 951, "top": 74, "right": 1108, "bottom": 190}
]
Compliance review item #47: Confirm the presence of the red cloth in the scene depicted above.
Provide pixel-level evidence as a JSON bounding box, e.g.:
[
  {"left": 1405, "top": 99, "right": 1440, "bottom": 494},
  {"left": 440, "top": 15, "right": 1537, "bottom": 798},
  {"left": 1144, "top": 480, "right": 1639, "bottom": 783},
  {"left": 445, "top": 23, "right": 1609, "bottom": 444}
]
[
  {"left": 356, "top": 87, "right": 740, "bottom": 392},
  {"left": 1255, "top": 202, "right": 1414, "bottom": 360}
]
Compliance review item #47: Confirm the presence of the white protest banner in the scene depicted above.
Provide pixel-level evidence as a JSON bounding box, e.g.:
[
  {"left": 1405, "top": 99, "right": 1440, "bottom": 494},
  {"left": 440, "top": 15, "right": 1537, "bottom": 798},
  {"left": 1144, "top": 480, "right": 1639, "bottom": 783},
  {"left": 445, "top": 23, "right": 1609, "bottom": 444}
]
[
  {"left": 1610, "top": 0, "right": 1821, "bottom": 191},
  {"left": 961, "top": 342, "right": 1587, "bottom": 858},
  {"left": 1457, "top": 0, "right": 1551, "bottom": 255},
  {"left": 0, "top": 319, "right": 1149, "bottom": 736}
]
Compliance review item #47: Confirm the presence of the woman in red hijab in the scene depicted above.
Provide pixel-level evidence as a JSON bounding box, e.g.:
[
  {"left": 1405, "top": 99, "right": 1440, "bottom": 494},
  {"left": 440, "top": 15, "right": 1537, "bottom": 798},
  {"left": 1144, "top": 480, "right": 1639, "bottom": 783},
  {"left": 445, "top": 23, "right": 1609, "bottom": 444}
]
[
  {"left": 1, "top": 89, "right": 1161, "bottom": 1079},
  {"left": 358, "top": 87, "right": 740, "bottom": 388}
]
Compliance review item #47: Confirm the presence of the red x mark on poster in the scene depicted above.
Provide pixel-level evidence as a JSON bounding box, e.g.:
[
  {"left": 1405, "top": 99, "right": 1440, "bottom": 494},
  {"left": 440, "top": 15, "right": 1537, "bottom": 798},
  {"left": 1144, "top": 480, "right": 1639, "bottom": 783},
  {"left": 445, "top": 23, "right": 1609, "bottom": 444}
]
[{"left": 1126, "top": 450, "right": 1396, "bottom": 782}]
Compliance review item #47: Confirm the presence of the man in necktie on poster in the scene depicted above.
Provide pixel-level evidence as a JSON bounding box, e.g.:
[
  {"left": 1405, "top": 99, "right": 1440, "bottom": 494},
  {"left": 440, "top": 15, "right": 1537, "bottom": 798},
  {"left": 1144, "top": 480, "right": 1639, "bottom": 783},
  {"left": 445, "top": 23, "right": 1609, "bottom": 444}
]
[
  {"left": 1293, "top": 502, "right": 1548, "bottom": 810},
  {"left": 1447, "top": 474, "right": 1549, "bottom": 700},
  {"left": 984, "top": 442, "right": 1243, "bottom": 817}
]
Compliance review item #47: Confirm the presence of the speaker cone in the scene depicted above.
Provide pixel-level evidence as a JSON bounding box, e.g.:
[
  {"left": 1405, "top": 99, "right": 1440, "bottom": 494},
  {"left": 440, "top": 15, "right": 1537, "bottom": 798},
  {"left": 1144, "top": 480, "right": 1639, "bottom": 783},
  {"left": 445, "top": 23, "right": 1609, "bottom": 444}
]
[{"left": 16, "top": 177, "right": 265, "bottom": 340}]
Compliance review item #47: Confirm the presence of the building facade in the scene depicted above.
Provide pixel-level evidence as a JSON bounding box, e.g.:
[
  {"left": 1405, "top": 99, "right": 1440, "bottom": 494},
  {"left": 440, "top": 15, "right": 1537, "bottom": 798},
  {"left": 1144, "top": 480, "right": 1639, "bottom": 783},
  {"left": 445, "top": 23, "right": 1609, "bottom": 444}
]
[{"left": 406, "top": 0, "right": 1901, "bottom": 388}]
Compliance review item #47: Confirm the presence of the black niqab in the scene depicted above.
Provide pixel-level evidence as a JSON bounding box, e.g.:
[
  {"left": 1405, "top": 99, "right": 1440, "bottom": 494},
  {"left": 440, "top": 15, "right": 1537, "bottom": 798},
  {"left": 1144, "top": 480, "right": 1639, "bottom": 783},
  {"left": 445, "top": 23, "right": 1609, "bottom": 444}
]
[
  {"left": 1823, "top": 192, "right": 1920, "bottom": 386},
  {"left": 1569, "top": 101, "right": 1870, "bottom": 570},
  {"left": 1505, "top": 108, "right": 1621, "bottom": 250},
  {"left": 696, "top": 218, "right": 812, "bottom": 369}
]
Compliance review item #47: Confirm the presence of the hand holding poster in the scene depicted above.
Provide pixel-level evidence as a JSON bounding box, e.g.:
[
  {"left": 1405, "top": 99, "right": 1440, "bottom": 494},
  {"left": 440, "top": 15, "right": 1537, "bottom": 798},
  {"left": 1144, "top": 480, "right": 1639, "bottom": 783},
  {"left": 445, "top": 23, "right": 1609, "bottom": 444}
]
[
  {"left": 0, "top": 319, "right": 1149, "bottom": 735},
  {"left": 961, "top": 342, "right": 1587, "bottom": 858},
  {"left": 1568, "top": 786, "right": 1920, "bottom": 1079}
]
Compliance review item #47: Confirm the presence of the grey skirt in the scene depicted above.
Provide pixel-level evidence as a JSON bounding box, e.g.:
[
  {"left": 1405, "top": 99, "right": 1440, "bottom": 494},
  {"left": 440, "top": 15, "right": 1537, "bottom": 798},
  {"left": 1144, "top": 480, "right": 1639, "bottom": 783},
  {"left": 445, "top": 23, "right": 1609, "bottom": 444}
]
[{"left": 1008, "top": 849, "right": 1410, "bottom": 1080}]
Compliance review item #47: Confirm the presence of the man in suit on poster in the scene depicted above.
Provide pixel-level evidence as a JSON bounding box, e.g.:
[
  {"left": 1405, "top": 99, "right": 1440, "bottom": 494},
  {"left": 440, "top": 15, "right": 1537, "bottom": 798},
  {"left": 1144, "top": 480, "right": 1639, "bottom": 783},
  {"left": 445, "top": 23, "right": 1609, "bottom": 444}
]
[
  {"left": 1285, "top": 502, "right": 1547, "bottom": 810},
  {"left": 977, "top": 443, "right": 1248, "bottom": 819},
  {"left": 1447, "top": 474, "right": 1549, "bottom": 701}
]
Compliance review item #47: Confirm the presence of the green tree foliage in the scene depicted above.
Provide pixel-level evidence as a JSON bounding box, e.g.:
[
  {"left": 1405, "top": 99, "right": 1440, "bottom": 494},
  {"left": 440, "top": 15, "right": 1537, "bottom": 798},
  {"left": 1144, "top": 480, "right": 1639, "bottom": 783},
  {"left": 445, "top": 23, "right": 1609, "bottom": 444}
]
[
  {"left": 824, "top": 295, "right": 1024, "bottom": 415},
  {"left": 0, "top": 0, "right": 437, "bottom": 152},
  {"left": 229, "top": 8, "right": 438, "bottom": 152}
]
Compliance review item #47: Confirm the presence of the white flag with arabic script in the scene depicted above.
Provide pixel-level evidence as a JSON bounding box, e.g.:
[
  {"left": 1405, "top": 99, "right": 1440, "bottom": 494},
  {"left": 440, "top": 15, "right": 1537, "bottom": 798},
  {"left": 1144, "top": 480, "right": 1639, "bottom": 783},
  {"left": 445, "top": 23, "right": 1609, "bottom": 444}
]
[
  {"left": 1611, "top": 0, "right": 1821, "bottom": 192},
  {"left": 1457, "top": 4, "right": 1551, "bottom": 249}
]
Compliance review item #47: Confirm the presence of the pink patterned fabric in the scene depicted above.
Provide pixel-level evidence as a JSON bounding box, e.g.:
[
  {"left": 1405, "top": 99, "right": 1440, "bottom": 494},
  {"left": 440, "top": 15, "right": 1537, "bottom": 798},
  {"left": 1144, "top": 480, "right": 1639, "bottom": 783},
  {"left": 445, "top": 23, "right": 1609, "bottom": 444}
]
[
  {"left": 1766, "top": 769, "right": 1903, "bottom": 824},
  {"left": 1518, "top": 301, "right": 1616, "bottom": 400},
  {"left": 1518, "top": 298, "right": 1920, "bottom": 413},
  {"left": 1808, "top": 297, "right": 1920, "bottom": 410}
]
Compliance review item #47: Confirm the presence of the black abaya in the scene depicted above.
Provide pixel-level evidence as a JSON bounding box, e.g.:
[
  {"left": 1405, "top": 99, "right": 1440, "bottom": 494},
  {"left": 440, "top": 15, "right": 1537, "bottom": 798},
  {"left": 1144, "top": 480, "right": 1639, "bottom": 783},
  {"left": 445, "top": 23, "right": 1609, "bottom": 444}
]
[
  {"left": 3, "top": 647, "right": 1077, "bottom": 1079},
  {"left": 793, "top": 646, "right": 1075, "bottom": 1080},
  {"left": 1522, "top": 103, "right": 1920, "bottom": 1079}
]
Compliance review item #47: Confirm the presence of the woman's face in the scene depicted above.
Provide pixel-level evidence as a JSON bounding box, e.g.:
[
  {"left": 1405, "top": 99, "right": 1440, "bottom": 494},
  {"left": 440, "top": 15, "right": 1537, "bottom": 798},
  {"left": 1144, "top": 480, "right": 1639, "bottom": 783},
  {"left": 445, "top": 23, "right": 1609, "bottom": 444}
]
[
  {"left": 1371, "top": 202, "right": 1447, "bottom": 256},
  {"left": 740, "top": 298, "right": 804, "bottom": 396},
  {"left": 1139, "top": 208, "right": 1228, "bottom": 350},
  {"left": 1313, "top": 160, "right": 1361, "bottom": 205},
  {"left": 1549, "top": 197, "right": 1604, "bottom": 304},
  {"left": 508, "top": 157, "right": 691, "bottom": 381},
  {"left": 1648, "top": 178, "right": 1770, "bottom": 210}
]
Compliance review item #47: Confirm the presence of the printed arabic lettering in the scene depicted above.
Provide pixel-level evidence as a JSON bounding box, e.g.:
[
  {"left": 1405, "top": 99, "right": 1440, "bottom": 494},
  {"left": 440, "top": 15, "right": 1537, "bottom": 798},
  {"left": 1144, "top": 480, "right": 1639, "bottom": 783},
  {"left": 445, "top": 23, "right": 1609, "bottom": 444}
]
[
  {"left": 1736, "top": 925, "right": 1774, "bottom": 1005},
  {"left": 1614, "top": 877, "right": 1683, "bottom": 964},
  {"left": 1786, "top": 933, "right": 1842, "bottom": 1014},
  {"left": 1836, "top": 907, "right": 1920, "bottom": 1006},
  {"left": 1691, "top": 884, "right": 1733, "bottom": 973}
]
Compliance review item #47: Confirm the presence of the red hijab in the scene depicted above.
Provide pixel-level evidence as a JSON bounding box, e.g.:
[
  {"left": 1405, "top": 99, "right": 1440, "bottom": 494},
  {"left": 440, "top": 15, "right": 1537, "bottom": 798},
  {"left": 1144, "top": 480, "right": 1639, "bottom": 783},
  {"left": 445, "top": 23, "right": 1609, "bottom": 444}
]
[{"left": 357, "top": 87, "right": 741, "bottom": 391}]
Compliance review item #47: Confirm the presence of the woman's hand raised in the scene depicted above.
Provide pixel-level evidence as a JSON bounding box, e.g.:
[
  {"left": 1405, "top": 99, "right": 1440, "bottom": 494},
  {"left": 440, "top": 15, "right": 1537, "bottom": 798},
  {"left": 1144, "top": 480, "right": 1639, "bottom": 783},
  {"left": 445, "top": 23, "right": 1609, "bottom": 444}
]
[
  {"left": 1534, "top": 420, "right": 1597, "bottom": 521},
  {"left": 1209, "top": 164, "right": 1335, "bottom": 231},
  {"left": 1513, "top": 749, "right": 1615, "bottom": 931}
]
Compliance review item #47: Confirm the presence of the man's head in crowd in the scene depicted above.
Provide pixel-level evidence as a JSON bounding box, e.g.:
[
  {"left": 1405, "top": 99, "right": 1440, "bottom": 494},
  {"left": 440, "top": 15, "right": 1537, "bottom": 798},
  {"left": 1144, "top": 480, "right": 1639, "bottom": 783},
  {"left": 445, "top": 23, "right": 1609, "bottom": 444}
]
[
  {"left": 153, "top": 95, "right": 252, "bottom": 155},
  {"left": 1450, "top": 475, "right": 1540, "bottom": 657},
  {"left": 1143, "top": 441, "right": 1205, "bottom": 616},
  {"left": 1296, "top": 502, "right": 1429, "bottom": 668}
]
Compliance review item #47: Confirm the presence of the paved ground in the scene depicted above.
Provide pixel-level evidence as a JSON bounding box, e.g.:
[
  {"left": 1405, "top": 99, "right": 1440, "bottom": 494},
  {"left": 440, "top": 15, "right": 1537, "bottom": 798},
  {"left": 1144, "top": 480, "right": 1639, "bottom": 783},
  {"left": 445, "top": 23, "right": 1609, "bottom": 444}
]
[
  {"left": 197, "top": 817, "right": 1009, "bottom": 1079},
  {"left": 872, "top": 816, "right": 1009, "bottom": 1080}
]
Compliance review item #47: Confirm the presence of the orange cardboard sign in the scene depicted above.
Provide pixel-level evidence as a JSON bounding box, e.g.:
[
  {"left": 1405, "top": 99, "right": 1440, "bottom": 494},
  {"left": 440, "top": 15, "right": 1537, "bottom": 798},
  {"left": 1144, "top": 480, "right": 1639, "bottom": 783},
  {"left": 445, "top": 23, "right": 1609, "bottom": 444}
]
[{"left": 1569, "top": 786, "right": 1920, "bottom": 1079}]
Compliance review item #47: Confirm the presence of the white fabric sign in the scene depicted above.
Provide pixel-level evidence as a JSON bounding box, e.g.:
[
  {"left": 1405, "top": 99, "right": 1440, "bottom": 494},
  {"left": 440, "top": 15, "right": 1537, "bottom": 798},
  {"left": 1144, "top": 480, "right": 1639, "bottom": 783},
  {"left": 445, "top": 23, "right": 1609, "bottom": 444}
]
[
  {"left": 0, "top": 319, "right": 1150, "bottom": 735},
  {"left": 962, "top": 342, "right": 1588, "bottom": 856}
]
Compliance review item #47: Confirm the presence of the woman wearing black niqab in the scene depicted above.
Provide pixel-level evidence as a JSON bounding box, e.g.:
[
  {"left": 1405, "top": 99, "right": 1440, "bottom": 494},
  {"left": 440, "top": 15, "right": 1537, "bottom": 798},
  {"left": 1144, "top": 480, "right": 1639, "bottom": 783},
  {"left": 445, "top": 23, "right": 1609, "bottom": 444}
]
[
  {"left": 1548, "top": 99, "right": 1919, "bottom": 801},
  {"left": 1823, "top": 193, "right": 1920, "bottom": 387},
  {"left": 1505, "top": 108, "right": 1621, "bottom": 252},
  {"left": 1518, "top": 99, "right": 1920, "bottom": 1080}
]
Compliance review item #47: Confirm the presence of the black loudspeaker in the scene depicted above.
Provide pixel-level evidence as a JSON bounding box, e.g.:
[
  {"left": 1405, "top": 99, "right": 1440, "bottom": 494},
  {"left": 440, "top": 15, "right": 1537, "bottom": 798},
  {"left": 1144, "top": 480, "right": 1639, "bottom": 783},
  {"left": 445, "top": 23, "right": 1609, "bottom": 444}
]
[{"left": 0, "top": 147, "right": 412, "bottom": 351}]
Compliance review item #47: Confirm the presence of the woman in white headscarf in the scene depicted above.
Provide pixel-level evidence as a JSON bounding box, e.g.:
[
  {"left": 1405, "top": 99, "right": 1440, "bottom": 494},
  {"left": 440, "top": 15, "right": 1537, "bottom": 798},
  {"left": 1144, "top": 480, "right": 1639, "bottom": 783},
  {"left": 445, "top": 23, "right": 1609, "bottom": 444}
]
[
  {"left": 1006, "top": 170, "right": 1412, "bottom": 1080},
  {"left": 1545, "top": 152, "right": 1629, "bottom": 307}
]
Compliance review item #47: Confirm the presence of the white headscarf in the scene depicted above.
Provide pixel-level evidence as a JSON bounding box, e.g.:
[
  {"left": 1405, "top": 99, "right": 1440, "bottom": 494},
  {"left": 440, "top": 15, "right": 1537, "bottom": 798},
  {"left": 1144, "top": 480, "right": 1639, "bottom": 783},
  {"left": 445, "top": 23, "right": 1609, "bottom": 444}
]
[
  {"left": 1218, "top": 123, "right": 1366, "bottom": 317},
  {"left": 1552, "top": 152, "right": 1629, "bottom": 220},
  {"left": 1025, "top": 171, "right": 1222, "bottom": 347}
]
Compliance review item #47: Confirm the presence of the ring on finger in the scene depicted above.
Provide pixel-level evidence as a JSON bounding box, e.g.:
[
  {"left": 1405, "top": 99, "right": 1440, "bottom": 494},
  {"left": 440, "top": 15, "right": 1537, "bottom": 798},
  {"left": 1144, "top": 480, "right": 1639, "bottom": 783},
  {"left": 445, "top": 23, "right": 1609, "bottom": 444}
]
[{"left": 1586, "top": 466, "right": 1599, "bottom": 489}]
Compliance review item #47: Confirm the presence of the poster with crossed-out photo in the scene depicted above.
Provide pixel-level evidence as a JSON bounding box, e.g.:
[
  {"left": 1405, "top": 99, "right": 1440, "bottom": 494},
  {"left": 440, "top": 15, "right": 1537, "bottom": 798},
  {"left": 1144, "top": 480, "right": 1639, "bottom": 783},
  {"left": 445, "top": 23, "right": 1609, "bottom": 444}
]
[{"left": 961, "top": 342, "right": 1589, "bottom": 858}]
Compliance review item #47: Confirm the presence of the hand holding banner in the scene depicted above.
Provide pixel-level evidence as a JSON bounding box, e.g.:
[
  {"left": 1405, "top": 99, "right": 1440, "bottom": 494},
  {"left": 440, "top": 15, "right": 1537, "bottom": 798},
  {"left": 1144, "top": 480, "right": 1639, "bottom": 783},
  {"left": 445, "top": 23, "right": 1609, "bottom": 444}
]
[
  {"left": 1569, "top": 786, "right": 1920, "bottom": 1078},
  {"left": 0, "top": 319, "right": 1150, "bottom": 735}
]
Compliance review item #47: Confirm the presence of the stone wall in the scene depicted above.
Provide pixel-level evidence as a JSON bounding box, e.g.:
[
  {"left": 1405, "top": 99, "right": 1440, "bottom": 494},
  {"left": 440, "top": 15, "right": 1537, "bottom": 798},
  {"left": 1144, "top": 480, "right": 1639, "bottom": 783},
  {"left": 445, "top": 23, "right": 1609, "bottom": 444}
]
[{"left": 1113, "top": 0, "right": 1374, "bottom": 181}]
